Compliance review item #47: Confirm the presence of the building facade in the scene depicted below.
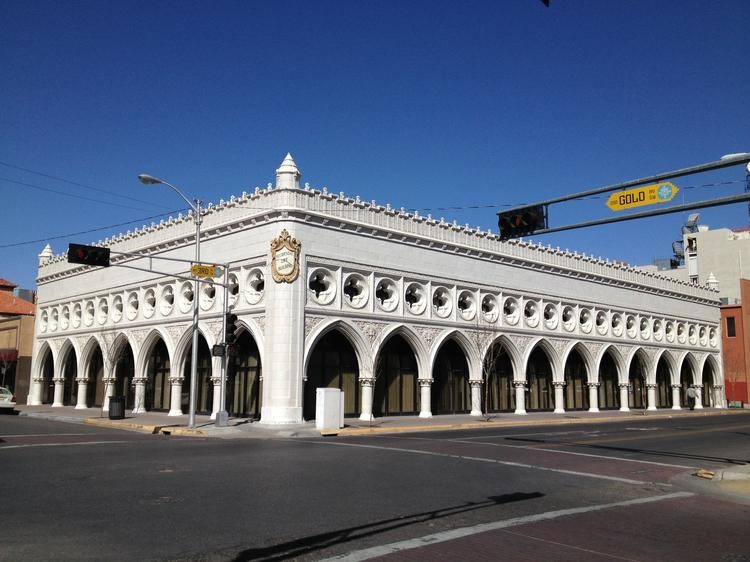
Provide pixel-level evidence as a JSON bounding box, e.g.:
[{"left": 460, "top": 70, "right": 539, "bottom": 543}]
[
  {"left": 720, "top": 279, "right": 750, "bottom": 406},
  {"left": 28, "top": 155, "right": 726, "bottom": 423},
  {"left": 0, "top": 278, "right": 36, "bottom": 402}
]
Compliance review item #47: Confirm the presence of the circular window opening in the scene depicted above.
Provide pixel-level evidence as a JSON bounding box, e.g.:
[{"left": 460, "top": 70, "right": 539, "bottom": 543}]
[
  {"left": 665, "top": 321, "right": 675, "bottom": 342},
  {"left": 640, "top": 318, "right": 650, "bottom": 339},
  {"left": 200, "top": 284, "right": 216, "bottom": 311},
  {"left": 97, "top": 298, "right": 109, "bottom": 325},
  {"left": 482, "top": 295, "right": 499, "bottom": 323},
  {"left": 688, "top": 325, "right": 697, "bottom": 345},
  {"left": 709, "top": 327, "right": 718, "bottom": 347},
  {"left": 308, "top": 269, "right": 336, "bottom": 305},
  {"left": 503, "top": 297, "right": 520, "bottom": 325},
  {"left": 111, "top": 295, "right": 123, "bottom": 323},
  {"left": 159, "top": 286, "right": 174, "bottom": 316},
  {"left": 458, "top": 291, "right": 476, "bottom": 321},
  {"left": 699, "top": 326, "right": 707, "bottom": 346},
  {"left": 677, "top": 323, "right": 686, "bottom": 343},
  {"left": 245, "top": 269, "right": 265, "bottom": 305},
  {"left": 84, "top": 301, "right": 95, "bottom": 326},
  {"left": 178, "top": 283, "right": 193, "bottom": 314},
  {"left": 612, "top": 314, "right": 623, "bottom": 337},
  {"left": 524, "top": 300, "right": 539, "bottom": 328},
  {"left": 61, "top": 306, "right": 70, "bottom": 331},
  {"left": 72, "top": 303, "right": 82, "bottom": 328},
  {"left": 595, "top": 311, "right": 608, "bottom": 335},
  {"left": 40, "top": 310, "right": 49, "bottom": 333},
  {"left": 50, "top": 308, "right": 58, "bottom": 332},
  {"left": 127, "top": 292, "right": 140, "bottom": 320},
  {"left": 562, "top": 306, "right": 576, "bottom": 332},
  {"left": 626, "top": 315, "right": 637, "bottom": 338},
  {"left": 433, "top": 287, "right": 452, "bottom": 318},
  {"left": 653, "top": 320, "right": 663, "bottom": 341},
  {"left": 579, "top": 309, "right": 592, "bottom": 333},
  {"left": 543, "top": 303, "right": 558, "bottom": 330},
  {"left": 143, "top": 289, "right": 156, "bottom": 318},
  {"left": 228, "top": 273, "right": 240, "bottom": 307},
  {"left": 375, "top": 278, "right": 398, "bottom": 312},
  {"left": 345, "top": 273, "right": 370, "bottom": 310}
]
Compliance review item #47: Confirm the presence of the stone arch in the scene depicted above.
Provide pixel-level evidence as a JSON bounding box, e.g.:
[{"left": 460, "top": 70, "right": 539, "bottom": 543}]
[
  {"left": 135, "top": 328, "right": 173, "bottom": 381},
  {"left": 699, "top": 353, "right": 722, "bottom": 386},
  {"left": 677, "top": 351, "right": 700, "bottom": 387},
  {"left": 595, "top": 345, "right": 625, "bottom": 384},
  {"left": 173, "top": 326, "right": 212, "bottom": 375},
  {"left": 596, "top": 345, "right": 623, "bottom": 410},
  {"left": 237, "top": 317, "right": 266, "bottom": 371},
  {"left": 625, "top": 346, "right": 651, "bottom": 381},
  {"left": 523, "top": 337, "right": 561, "bottom": 383},
  {"left": 653, "top": 348, "right": 678, "bottom": 386},
  {"left": 55, "top": 338, "right": 79, "bottom": 378},
  {"left": 483, "top": 334, "right": 522, "bottom": 377},
  {"left": 561, "top": 341, "right": 596, "bottom": 383},
  {"left": 304, "top": 318, "right": 373, "bottom": 379},
  {"left": 374, "top": 324, "right": 428, "bottom": 380},
  {"left": 430, "top": 329, "right": 481, "bottom": 382},
  {"left": 482, "top": 334, "right": 520, "bottom": 413}
]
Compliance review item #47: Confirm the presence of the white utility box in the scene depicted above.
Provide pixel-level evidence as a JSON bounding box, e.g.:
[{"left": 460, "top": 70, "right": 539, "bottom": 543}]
[{"left": 315, "top": 388, "right": 344, "bottom": 430}]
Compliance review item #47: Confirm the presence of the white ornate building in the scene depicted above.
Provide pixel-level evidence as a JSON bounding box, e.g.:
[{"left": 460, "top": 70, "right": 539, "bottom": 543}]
[{"left": 27, "top": 155, "right": 726, "bottom": 424}]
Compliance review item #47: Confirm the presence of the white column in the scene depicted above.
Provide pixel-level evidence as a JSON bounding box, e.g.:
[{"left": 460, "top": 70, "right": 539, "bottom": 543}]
[
  {"left": 618, "top": 383, "right": 630, "bottom": 412},
  {"left": 671, "top": 385, "right": 682, "bottom": 410},
  {"left": 646, "top": 384, "right": 657, "bottom": 411},
  {"left": 588, "top": 382, "right": 600, "bottom": 413},
  {"left": 101, "top": 377, "right": 116, "bottom": 412},
  {"left": 132, "top": 377, "right": 147, "bottom": 414},
  {"left": 29, "top": 377, "right": 43, "bottom": 406},
  {"left": 418, "top": 379, "right": 432, "bottom": 418},
  {"left": 553, "top": 382, "right": 565, "bottom": 414},
  {"left": 75, "top": 379, "right": 88, "bottom": 409},
  {"left": 168, "top": 377, "right": 184, "bottom": 416},
  {"left": 52, "top": 378, "right": 64, "bottom": 407},
  {"left": 693, "top": 385, "right": 704, "bottom": 409},
  {"left": 210, "top": 376, "right": 222, "bottom": 420},
  {"left": 514, "top": 381, "right": 527, "bottom": 415},
  {"left": 714, "top": 385, "right": 725, "bottom": 408},
  {"left": 359, "top": 378, "right": 374, "bottom": 421},
  {"left": 470, "top": 380, "right": 483, "bottom": 416}
]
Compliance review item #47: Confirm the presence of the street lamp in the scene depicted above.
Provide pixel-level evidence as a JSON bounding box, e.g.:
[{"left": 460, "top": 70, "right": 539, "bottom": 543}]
[{"left": 138, "top": 173, "right": 202, "bottom": 429}]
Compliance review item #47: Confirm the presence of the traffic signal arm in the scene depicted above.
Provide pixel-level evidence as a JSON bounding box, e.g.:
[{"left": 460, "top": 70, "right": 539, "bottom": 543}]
[
  {"left": 498, "top": 205, "right": 547, "bottom": 240},
  {"left": 67, "top": 243, "right": 111, "bottom": 267}
]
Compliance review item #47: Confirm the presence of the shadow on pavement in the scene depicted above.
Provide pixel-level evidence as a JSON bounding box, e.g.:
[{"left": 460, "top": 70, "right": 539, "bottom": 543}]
[{"left": 231, "top": 491, "right": 544, "bottom": 561}]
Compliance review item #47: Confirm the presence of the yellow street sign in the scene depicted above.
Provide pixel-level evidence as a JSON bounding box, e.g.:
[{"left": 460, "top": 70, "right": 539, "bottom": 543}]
[
  {"left": 606, "top": 181, "right": 679, "bottom": 211},
  {"left": 191, "top": 264, "right": 219, "bottom": 278}
]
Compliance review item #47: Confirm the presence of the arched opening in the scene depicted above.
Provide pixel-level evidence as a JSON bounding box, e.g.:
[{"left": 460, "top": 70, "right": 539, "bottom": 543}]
[
  {"left": 227, "top": 330, "right": 262, "bottom": 418},
  {"left": 628, "top": 353, "right": 647, "bottom": 409},
  {"left": 432, "top": 340, "right": 470, "bottom": 415},
  {"left": 182, "top": 335, "right": 212, "bottom": 415},
  {"left": 655, "top": 357, "right": 672, "bottom": 408},
  {"left": 86, "top": 347, "right": 104, "bottom": 407},
  {"left": 39, "top": 348, "right": 55, "bottom": 404},
  {"left": 527, "top": 347, "right": 554, "bottom": 411},
  {"left": 373, "top": 335, "right": 419, "bottom": 416},
  {"left": 680, "top": 361, "right": 694, "bottom": 408},
  {"left": 114, "top": 342, "right": 135, "bottom": 409},
  {"left": 563, "top": 349, "right": 589, "bottom": 410},
  {"left": 62, "top": 350, "right": 77, "bottom": 406},
  {"left": 305, "top": 330, "right": 359, "bottom": 420},
  {"left": 145, "top": 339, "right": 171, "bottom": 411},
  {"left": 702, "top": 361, "right": 715, "bottom": 407},
  {"left": 483, "top": 341, "right": 515, "bottom": 412},
  {"left": 598, "top": 352, "right": 620, "bottom": 410}
]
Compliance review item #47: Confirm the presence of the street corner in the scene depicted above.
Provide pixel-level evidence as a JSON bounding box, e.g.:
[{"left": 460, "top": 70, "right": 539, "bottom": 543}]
[{"left": 83, "top": 417, "right": 161, "bottom": 435}]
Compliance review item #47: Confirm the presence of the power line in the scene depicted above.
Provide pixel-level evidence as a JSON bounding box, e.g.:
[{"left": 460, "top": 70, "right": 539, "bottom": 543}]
[{"left": 0, "top": 160, "right": 169, "bottom": 208}]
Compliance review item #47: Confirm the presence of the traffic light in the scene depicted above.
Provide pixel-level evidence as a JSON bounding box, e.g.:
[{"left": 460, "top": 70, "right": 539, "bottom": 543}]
[
  {"left": 67, "top": 243, "right": 111, "bottom": 267},
  {"left": 224, "top": 312, "right": 239, "bottom": 345},
  {"left": 498, "top": 205, "right": 547, "bottom": 240}
]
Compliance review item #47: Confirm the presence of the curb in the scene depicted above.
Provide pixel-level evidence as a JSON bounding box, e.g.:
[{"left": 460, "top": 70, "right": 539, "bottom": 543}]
[{"left": 82, "top": 417, "right": 207, "bottom": 436}]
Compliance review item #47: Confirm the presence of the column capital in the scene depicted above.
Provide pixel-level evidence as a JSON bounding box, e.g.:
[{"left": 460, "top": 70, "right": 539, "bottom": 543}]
[
  {"left": 513, "top": 380, "right": 526, "bottom": 388},
  {"left": 170, "top": 377, "right": 185, "bottom": 384},
  {"left": 646, "top": 383, "right": 657, "bottom": 389},
  {"left": 132, "top": 377, "right": 148, "bottom": 385},
  {"left": 359, "top": 377, "right": 375, "bottom": 387},
  {"left": 587, "top": 382, "right": 600, "bottom": 388},
  {"left": 210, "top": 376, "right": 222, "bottom": 385},
  {"left": 553, "top": 381, "right": 565, "bottom": 389},
  {"left": 470, "top": 380, "right": 483, "bottom": 388},
  {"left": 53, "top": 377, "right": 65, "bottom": 384},
  {"left": 671, "top": 384, "right": 681, "bottom": 389},
  {"left": 417, "top": 378, "right": 433, "bottom": 387},
  {"left": 618, "top": 382, "right": 630, "bottom": 389}
]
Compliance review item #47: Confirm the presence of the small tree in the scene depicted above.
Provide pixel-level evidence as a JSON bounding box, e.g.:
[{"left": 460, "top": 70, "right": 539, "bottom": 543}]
[{"left": 467, "top": 296, "right": 503, "bottom": 421}]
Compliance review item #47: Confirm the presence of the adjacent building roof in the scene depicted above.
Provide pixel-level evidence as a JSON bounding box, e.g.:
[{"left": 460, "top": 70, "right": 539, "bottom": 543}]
[
  {"left": 0, "top": 278, "right": 18, "bottom": 290},
  {"left": 0, "top": 291, "right": 35, "bottom": 316}
]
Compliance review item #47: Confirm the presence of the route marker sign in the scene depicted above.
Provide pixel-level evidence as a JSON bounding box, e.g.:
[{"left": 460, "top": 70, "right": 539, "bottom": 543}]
[
  {"left": 191, "top": 264, "right": 223, "bottom": 278},
  {"left": 606, "top": 181, "right": 679, "bottom": 211}
]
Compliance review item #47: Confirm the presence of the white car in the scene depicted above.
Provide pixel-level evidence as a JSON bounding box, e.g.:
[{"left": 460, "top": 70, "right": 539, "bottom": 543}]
[{"left": 0, "top": 387, "right": 16, "bottom": 411}]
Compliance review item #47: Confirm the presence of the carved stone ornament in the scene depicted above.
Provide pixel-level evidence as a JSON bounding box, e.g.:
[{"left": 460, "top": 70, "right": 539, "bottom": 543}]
[
  {"left": 254, "top": 315, "right": 267, "bottom": 335},
  {"left": 166, "top": 324, "right": 190, "bottom": 348},
  {"left": 508, "top": 335, "right": 532, "bottom": 356},
  {"left": 305, "top": 316, "right": 324, "bottom": 337},
  {"left": 206, "top": 320, "right": 224, "bottom": 342},
  {"left": 353, "top": 320, "right": 387, "bottom": 347},
  {"left": 585, "top": 341, "right": 604, "bottom": 359},
  {"left": 51, "top": 338, "right": 64, "bottom": 353},
  {"left": 548, "top": 338, "right": 568, "bottom": 359},
  {"left": 271, "top": 229, "right": 301, "bottom": 283},
  {"left": 130, "top": 329, "right": 148, "bottom": 348},
  {"left": 415, "top": 326, "right": 441, "bottom": 349}
]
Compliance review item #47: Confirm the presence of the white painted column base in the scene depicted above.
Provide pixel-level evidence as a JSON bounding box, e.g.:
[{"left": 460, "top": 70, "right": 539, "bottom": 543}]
[
  {"left": 714, "top": 385, "right": 725, "bottom": 408},
  {"left": 359, "top": 378, "right": 374, "bottom": 422},
  {"left": 259, "top": 406, "right": 303, "bottom": 424},
  {"left": 647, "top": 384, "right": 658, "bottom": 411},
  {"left": 671, "top": 385, "right": 682, "bottom": 410},
  {"left": 514, "top": 381, "right": 526, "bottom": 415},
  {"left": 168, "top": 378, "right": 184, "bottom": 416},
  {"left": 75, "top": 380, "right": 88, "bottom": 409},
  {"left": 132, "top": 378, "right": 147, "bottom": 414},
  {"left": 470, "top": 381, "right": 482, "bottom": 416},
  {"left": 102, "top": 378, "right": 115, "bottom": 413},
  {"left": 618, "top": 384, "right": 630, "bottom": 411},
  {"left": 418, "top": 379, "right": 432, "bottom": 418},
  {"left": 210, "top": 377, "right": 221, "bottom": 420},
  {"left": 694, "top": 385, "right": 704, "bottom": 409},
  {"left": 553, "top": 382, "right": 565, "bottom": 414},
  {"left": 28, "top": 379, "right": 43, "bottom": 406},
  {"left": 52, "top": 378, "right": 64, "bottom": 407},
  {"left": 587, "top": 383, "right": 600, "bottom": 413}
]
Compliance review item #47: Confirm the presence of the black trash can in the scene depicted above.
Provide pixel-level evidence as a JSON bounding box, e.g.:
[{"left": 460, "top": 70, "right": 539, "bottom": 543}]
[{"left": 108, "top": 396, "right": 125, "bottom": 420}]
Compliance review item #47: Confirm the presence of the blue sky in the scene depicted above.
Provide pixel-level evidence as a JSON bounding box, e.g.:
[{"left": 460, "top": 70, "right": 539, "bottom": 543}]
[{"left": 1, "top": 0, "right": 748, "bottom": 291}]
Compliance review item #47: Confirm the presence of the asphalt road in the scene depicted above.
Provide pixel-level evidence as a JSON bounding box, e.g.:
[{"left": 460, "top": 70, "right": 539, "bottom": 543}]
[{"left": 2, "top": 413, "right": 749, "bottom": 561}]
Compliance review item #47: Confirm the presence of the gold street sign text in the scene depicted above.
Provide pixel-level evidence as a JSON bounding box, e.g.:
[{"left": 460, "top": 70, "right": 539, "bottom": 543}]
[{"left": 607, "top": 181, "right": 679, "bottom": 211}]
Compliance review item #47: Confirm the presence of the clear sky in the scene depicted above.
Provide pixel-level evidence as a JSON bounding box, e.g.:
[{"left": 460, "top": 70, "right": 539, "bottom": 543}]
[{"left": 1, "top": 0, "right": 748, "bottom": 291}]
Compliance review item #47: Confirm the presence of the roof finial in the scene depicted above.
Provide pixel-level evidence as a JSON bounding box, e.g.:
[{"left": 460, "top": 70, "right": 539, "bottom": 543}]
[{"left": 275, "top": 153, "right": 301, "bottom": 189}]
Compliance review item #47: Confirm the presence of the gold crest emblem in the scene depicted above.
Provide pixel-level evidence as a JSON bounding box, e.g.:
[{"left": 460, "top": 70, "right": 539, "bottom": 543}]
[{"left": 271, "top": 229, "right": 301, "bottom": 283}]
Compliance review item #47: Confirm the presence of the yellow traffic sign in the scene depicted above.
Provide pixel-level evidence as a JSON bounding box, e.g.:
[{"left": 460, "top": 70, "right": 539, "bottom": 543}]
[
  {"left": 191, "top": 264, "right": 222, "bottom": 278},
  {"left": 607, "top": 181, "right": 679, "bottom": 211}
]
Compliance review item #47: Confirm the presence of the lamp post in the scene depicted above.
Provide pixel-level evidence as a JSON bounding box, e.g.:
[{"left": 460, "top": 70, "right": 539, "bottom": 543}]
[{"left": 138, "top": 173, "right": 202, "bottom": 429}]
